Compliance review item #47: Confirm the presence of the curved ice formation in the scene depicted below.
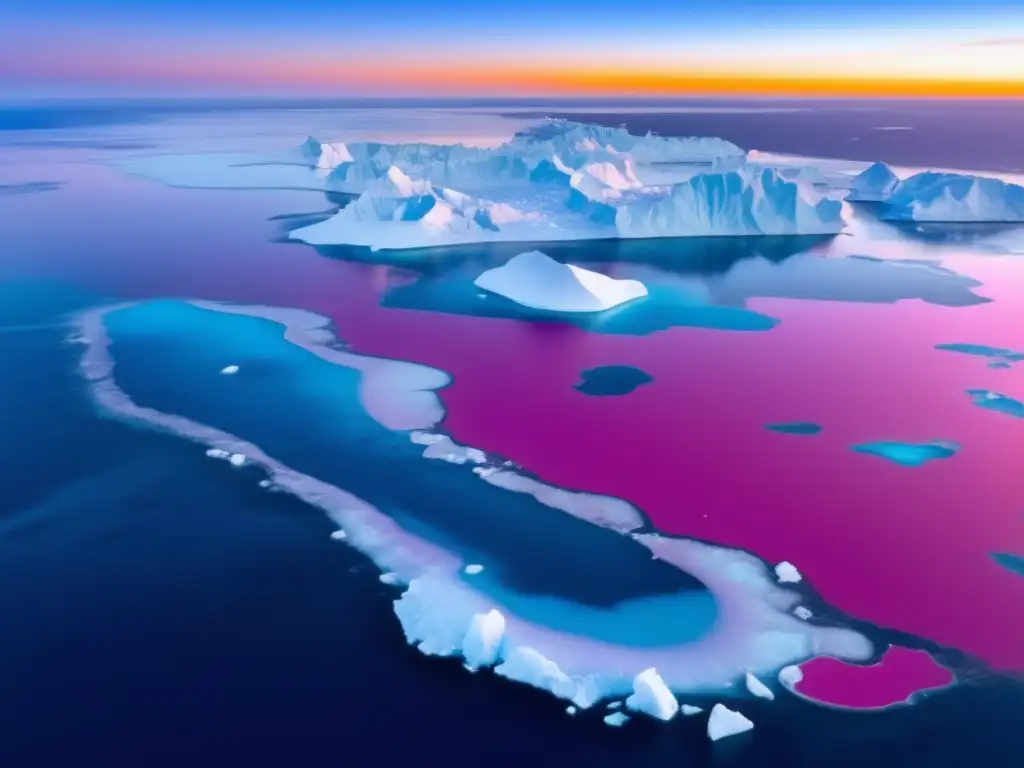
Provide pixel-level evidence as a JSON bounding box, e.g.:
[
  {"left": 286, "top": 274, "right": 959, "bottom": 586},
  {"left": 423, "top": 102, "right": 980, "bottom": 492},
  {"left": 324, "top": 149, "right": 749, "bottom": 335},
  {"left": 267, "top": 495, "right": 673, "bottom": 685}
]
[
  {"left": 615, "top": 167, "right": 844, "bottom": 239},
  {"left": 881, "top": 172, "right": 1024, "bottom": 222},
  {"left": 625, "top": 668, "right": 679, "bottom": 721},
  {"left": 745, "top": 672, "right": 775, "bottom": 700},
  {"left": 75, "top": 300, "right": 872, "bottom": 719},
  {"left": 847, "top": 162, "right": 900, "bottom": 202},
  {"left": 707, "top": 704, "right": 754, "bottom": 741},
  {"left": 473, "top": 251, "right": 648, "bottom": 313}
]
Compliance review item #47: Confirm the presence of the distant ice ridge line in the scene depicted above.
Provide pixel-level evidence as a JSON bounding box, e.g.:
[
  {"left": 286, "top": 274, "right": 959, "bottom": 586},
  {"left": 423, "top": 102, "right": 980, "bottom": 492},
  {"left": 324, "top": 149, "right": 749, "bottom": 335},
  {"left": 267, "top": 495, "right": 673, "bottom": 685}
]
[
  {"left": 880, "top": 171, "right": 1024, "bottom": 222},
  {"left": 75, "top": 299, "right": 873, "bottom": 719}
]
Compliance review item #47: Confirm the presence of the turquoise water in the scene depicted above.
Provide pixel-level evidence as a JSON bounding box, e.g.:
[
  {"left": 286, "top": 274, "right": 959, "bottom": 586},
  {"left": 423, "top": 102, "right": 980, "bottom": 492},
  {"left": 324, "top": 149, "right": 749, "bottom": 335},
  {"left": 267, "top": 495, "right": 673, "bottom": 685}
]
[
  {"left": 103, "top": 300, "right": 719, "bottom": 646},
  {"left": 850, "top": 441, "right": 960, "bottom": 467},
  {"left": 966, "top": 389, "right": 1024, "bottom": 419}
]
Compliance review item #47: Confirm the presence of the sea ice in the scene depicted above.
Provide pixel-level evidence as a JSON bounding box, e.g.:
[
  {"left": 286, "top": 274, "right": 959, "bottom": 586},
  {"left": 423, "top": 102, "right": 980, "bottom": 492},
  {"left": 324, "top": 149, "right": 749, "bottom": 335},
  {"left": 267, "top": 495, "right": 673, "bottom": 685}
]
[
  {"left": 625, "top": 667, "right": 679, "bottom": 721},
  {"left": 604, "top": 712, "right": 631, "bottom": 727},
  {"left": 229, "top": 453, "right": 246, "bottom": 466},
  {"left": 745, "top": 672, "right": 775, "bottom": 700},
  {"left": 380, "top": 572, "right": 401, "bottom": 585},
  {"left": 794, "top": 606, "right": 813, "bottom": 620},
  {"left": 681, "top": 704, "right": 703, "bottom": 716},
  {"left": 330, "top": 529, "right": 348, "bottom": 541},
  {"left": 707, "top": 704, "right": 754, "bottom": 741},
  {"left": 205, "top": 448, "right": 230, "bottom": 459},
  {"left": 463, "top": 564, "right": 484, "bottom": 575},
  {"left": 778, "top": 665, "right": 804, "bottom": 687},
  {"left": 220, "top": 364, "right": 239, "bottom": 375},
  {"left": 566, "top": 705, "right": 577, "bottom": 715},
  {"left": 847, "top": 162, "right": 900, "bottom": 202},
  {"left": 494, "top": 647, "right": 602, "bottom": 709},
  {"left": 774, "top": 562, "right": 802, "bottom": 583},
  {"left": 462, "top": 609, "right": 507, "bottom": 669},
  {"left": 473, "top": 251, "right": 648, "bottom": 313},
  {"left": 882, "top": 172, "right": 1024, "bottom": 222}
]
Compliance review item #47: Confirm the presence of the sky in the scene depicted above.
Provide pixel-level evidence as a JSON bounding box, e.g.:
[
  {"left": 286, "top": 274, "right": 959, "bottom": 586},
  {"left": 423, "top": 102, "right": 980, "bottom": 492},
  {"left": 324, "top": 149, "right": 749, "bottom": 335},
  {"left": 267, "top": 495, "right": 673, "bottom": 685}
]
[{"left": 1, "top": 0, "right": 1023, "bottom": 98}]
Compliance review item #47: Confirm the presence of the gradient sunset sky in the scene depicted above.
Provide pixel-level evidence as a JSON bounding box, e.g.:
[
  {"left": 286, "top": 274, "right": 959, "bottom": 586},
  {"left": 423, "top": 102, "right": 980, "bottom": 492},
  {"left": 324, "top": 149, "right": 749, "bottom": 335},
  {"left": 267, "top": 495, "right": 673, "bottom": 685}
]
[{"left": 2, "top": 0, "right": 1022, "bottom": 98}]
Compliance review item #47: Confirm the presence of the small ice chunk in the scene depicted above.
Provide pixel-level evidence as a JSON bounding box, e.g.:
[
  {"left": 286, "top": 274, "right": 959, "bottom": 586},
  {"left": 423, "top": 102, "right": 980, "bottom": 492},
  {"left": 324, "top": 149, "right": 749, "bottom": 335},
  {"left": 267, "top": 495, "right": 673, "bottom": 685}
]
[
  {"left": 463, "top": 564, "right": 484, "bottom": 575},
  {"left": 205, "top": 448, "right": 230, "bottom": 459},
  {"left": 745, "top": 672, "right": 775, "bottom": 700},
  {"left": 775, "top": 561, "right": 802, "bottom": 583},
  {"left": 625, "top": 667, "right": 679, "bottom": 721},
  {"left": 603, "top": 712, "right": 630, "bottom": 727},
  {"left": 794, "top": 606, "right": 812, "bottom": 620},
  {"left": 379, "top": 572, "right": 400, "bottom": 585},
  {"left": 229, "top": 453, "right": 246, "bottom": 467},
  {"left": 778, "top": 665, "right": 804, "bottom": 687},
  {"left": 220, "top": 365, "right": 239, "bottom": 375},
  {"left": 495, "top": 647, "right": 601, "bottom": 709},
  {"left": 330, "top": 529, "right": 347, "bottom": 541},
  {"left": 681, "top": 704, "right": 703, "bottom": 716},
  {"left": 258, "top": 479, "right": 272, "bottom": 488},
  {"left": 462, "top": 609, "right": 506, "bottom": 669},
  {"left": 707, "top": 704, "right": 754, "bottom": 741},
  {"left": 607, "top": 701, "right": 622, "bottom": 710},
  {"left": 566, "top": 705, "right": 577, "bottom": 715}
]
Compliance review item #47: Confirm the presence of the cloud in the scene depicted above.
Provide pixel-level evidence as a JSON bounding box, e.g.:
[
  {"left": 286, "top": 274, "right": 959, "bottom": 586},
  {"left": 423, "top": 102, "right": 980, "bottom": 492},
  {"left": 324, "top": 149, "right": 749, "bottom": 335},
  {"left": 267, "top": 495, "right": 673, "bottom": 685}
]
[{"left": 964, "top": 37, "right": 1024, "bottom": 47}]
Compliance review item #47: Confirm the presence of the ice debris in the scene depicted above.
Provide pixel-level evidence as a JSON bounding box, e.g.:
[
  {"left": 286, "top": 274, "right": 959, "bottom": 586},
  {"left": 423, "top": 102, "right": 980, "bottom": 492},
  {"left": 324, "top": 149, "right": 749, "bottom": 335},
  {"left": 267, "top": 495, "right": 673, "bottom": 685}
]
[
  {"left": 463, "top": 564, "right": 484, "bottom": 575},
  {"left": 604, "top": 712, "right": 631, "bottom": 727},
  {"left": 625, "top": 667, "right": 679, "bottom": 721},
  {"left": 220, "top": 365, "right": 239, "bottom": 375},
  {"left": 681, "top": 704, "right": 703, "bottom": 716},
  {"left": 707, "top": 704, "right": 754, "bottom": 741},
  {"left": 778, "top": 665, "right": 804, "bottom": 688},
  {"left": 229, "top": 453, "right": 246, "bottom": 467},
  {"left": 775, "top": 561, "right": 802, "bottom": 584},
  {"left": 745, "top": 672, "right": 775, "bottom": 700},
  {"left": 462, "top": 610, "right": 506, "bottom": 669}
]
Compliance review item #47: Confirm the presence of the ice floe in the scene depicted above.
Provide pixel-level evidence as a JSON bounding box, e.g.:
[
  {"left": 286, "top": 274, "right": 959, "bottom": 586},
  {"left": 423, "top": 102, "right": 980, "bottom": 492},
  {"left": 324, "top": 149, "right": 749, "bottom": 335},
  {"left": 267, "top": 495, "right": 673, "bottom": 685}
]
[
  {"left": 220, "top": 364, "right": 239, "bottom": 375},
  {"left": 75, "top": 300, "right": 874, "bottom": 722},
  {"left": 474, "top": 251, "right": 648, "bottom": 313},
  {"left": 774, "top": 561, "right": 802, "bottom": 583},
  {"left": 681, "top": 704, "right": 703, "bottom": 715},
  {"left": 707, "top": 703, "right": 754, "bottom": 741},
  {"left": 625, "top": 668, "right": 679, "bottom": 721},
  {"left": 745, "top": 672, "right": 775, "bottom": 700},
  {"left": 229, "top": 453, "right": 247, "bottom": 467},
  {"left": 604, "top": 712, "right": 631, "bottom": 727},
  {"left": 463, "top": 564, "right": 484, "bottom": 575}
]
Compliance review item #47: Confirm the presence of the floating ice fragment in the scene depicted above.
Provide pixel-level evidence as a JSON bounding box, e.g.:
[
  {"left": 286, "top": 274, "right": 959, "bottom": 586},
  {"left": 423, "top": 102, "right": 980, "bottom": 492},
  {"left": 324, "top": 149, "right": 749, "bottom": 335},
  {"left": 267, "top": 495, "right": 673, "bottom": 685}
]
[
  {"left": 495, "top": 647, "right": 601, "bottom": 709},
  {"left": 379, "top": 572, "right": 401, "bottom": 585},
  {"left": 681, "top": 704, "right": 703, "bottom": 716},
  {"left": 463, "top": 564, "right": 484, "bottom": 575},
  {"left": 229, "top": 453, "right": 246, "bottom": 466},
  {"left": 330, "top": 529, "right": 347, "bottom": 541},
  {"left": 566, "top": 705, "right": 577, "bottom": 715},
  {"left": 745, "top": 672, "right": 775, "bottom": 700},
  {"left": 775, "top": 561, "right": 802, "bottom": 583},
  {"left": 258, "top": 479, "right": 272, "bottom": 488},
  {"left": 220, "top": 365, "right": 239, "bottom": 375},
  {"left": 604, "top": 712, "right": 630, "bottom": 727},
  {"left": 462, "top": 609, "right": 506, "bottom": 669},
  {"left": 707, "top": 704, "right": 754, "bottom": 741},
  {"left": 205, "top": 448, "right": 230, "bottom": 459},
  {"left": 625, "top": 667, "right": 679, "bottom": 721},
  {"left": 778, "top": 665, "right": 804, "bottom": 688},
  {"left": 794, "top": 606, "right": 813, "bottom": 620}
]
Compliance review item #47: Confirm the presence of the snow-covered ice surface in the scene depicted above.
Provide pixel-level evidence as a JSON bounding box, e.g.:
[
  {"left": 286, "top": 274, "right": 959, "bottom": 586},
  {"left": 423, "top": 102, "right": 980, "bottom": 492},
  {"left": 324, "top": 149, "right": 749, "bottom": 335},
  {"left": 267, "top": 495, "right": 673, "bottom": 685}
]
[
  {"left": 474, "top": 251, "right": 648, "bottom": 313},
  {"left": 76, "top": 300, "right": 873, "bottom": 721}
]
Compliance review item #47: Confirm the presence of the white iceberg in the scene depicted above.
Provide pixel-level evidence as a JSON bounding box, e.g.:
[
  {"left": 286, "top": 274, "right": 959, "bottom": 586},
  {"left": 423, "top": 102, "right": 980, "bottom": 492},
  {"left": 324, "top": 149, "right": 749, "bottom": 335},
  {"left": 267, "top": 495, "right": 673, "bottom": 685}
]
[
  {"left": 745, "top": 672, "right": 775, "bottom": 700},
  {"left": 882, "top": 171, "right": 1024, "bottom": 222},
  {"left": 847, "top": 161, "right": 900, "bottom": 201},
  {"left": 707, "top": 704, "right": 754, "bottom": 741},
  {"left": 229, "top": 453, "right": 246, "bottom": 467},
  {"left": 220, "top": 364, "right": 239, "bottom": 375},
  {"left": 775, "top": 561, "right": 802, "bottom": 583},
  {"left": 473, "top": 251, "right": 647, "bottom": 313},
  {"left": 462, "top": 609, "right": 506, "bottom": 669},
  {"left": 615, "top": 167, "right": 844, "bottom": 239},
  {"left": 625, "top": 667, "right": 679, "bottom": 721}
]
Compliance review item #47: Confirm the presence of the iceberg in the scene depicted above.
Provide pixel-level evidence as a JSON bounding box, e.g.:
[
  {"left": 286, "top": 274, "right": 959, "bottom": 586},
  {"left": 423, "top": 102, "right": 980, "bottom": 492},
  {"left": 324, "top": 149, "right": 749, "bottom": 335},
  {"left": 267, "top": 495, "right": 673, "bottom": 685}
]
[
  {"left": 774, "top": 561, "right": 802, "bottom": 583},
  {"left": 473, "top": 251, "right": 648, "bottom": 313},
  {"left": 745, "top": 672, "right": 775, "bottom": 700},
  {"left": 625, "top": 667, "right": 679, "bottom": 721},
  {"left": 462, "top": 609, "right": 506, "bottom": 669},
  {"left": 707, "top": 704, "right": 754, "bottom": 741},
  {"left": 881, "top": 172, "right": 1024, "bottom": 222},
  {"left": 847, "top": 162, "right": 900, "bottom": 202},
  {"left": 220, "top": 364, "right": 239, "bottom": 375},
  {"left": 615, "top": 167, "right": 844, "bottom": 239}
]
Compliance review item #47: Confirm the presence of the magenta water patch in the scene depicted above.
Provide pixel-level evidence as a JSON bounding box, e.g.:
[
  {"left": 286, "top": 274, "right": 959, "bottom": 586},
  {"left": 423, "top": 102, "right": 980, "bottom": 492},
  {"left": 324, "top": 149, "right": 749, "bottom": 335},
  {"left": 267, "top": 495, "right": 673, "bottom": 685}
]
[{"left": 788, "top": 647, "right": 955, "bottom": 710}]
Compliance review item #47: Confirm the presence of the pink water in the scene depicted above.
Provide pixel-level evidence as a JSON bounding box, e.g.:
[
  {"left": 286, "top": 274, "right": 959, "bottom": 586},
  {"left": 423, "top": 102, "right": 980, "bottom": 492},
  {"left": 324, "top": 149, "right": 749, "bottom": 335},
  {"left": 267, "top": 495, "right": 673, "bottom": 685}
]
[
  {"left": 5, "top": 158, "right": 1024, "bottom": 689},
  {"left": 794, "top": 647, "right": 956, "bottom": 709}
]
